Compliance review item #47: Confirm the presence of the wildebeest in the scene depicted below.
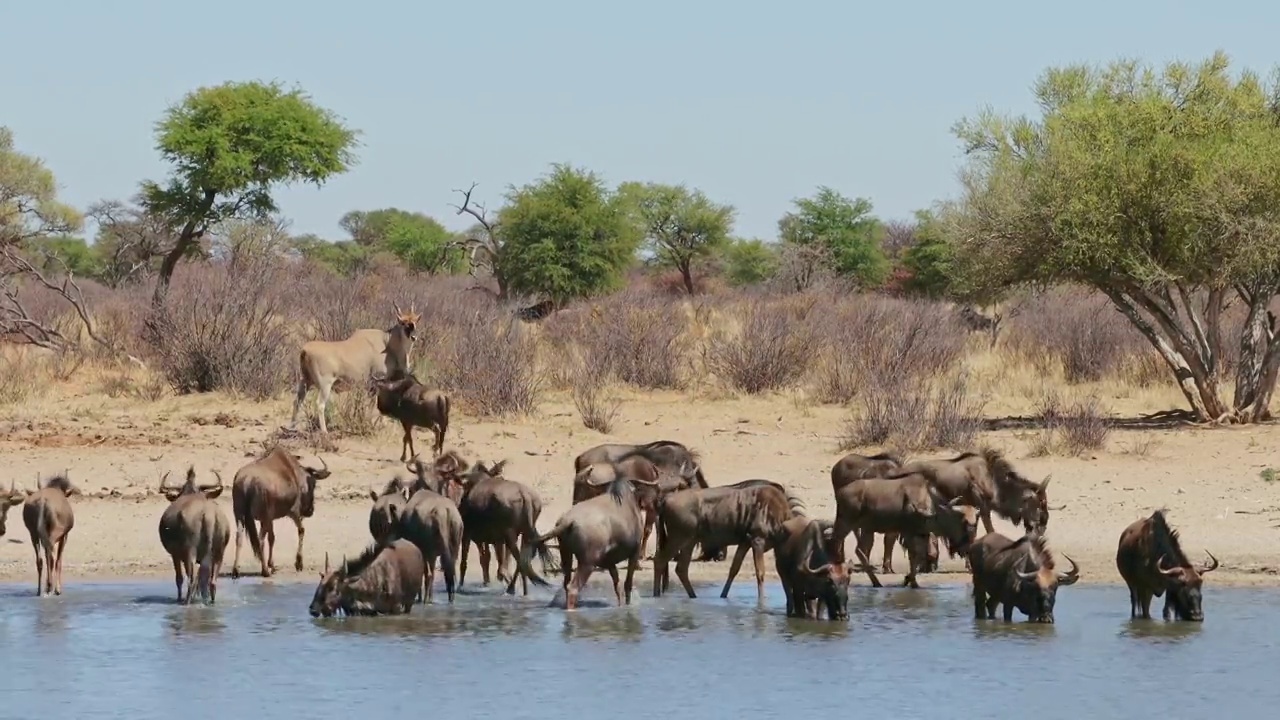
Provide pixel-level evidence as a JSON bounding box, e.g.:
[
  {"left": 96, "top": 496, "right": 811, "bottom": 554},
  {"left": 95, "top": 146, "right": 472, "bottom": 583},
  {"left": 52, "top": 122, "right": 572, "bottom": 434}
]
[
  {"left": 773, "top": 509, "right": 851, "bottom": 621},
  {"left": 308, "top": 540, "right": 426, "bottom": 617},
  {"left": 397, "top": 460, "right": 465, "bottom": 603},
  {"left": 158, "top": 467, "right": 231, "bottom": 604},
  {"left": 899, "top": 448, "right": 1057, "bottom": 536},
  {"left": 523, "top": 475, "right": 660, "bottom": 610},
  {"left": 574, "top": 440, "right": 709, "bottom": 490},
  {"left": 515, "top": 299, "right": 556, "bottom": 322},
  {"left": 1116, "top": 509, "right": 1218, "bottom": 621},
  {"left": 1, "top": 481, "right": 24, "bottom": 537},
  {"left": 368, "top": 476, "right": 410, "bottom": 545},
  {"left": 21, "top": 474, "right": 79, "bottom": 596},
  {"left": 572, "top": 455, "right": 696, "bottom": 560},
  {"left": 288, "top": 304, "right": 419, "bottom": 435},
  {"left": 828, "top": 472, "right": 978, "bottom": 589},
  {"left": 443, "top": 454, "right": 556, "bottom": 595},
  {"left": 831, "top": 451, "right": 928, "bottom": 574},
  {"left": 230, "top": 447, "right": 332, "bottom": 578},
  {"left": 374, "top": 373, "right": 451, "bottom": 462},
  {"left": 968, "top": 530, "right": 1080, "bottom": 623},
  {"left": 652, "top": 479, "right": 799, "bottom": 602}
]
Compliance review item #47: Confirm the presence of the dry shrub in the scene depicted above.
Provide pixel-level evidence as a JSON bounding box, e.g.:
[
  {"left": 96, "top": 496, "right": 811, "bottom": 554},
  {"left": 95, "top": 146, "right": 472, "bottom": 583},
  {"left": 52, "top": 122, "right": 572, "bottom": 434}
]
[
  {"left": 324, "top": 384, "right": 383, "bottom": 437},
  {"left": 0, "top": 355, "right": 46, "bottom": 406},
  {"left": 809, "top": 293, "right": 968, "bottom": 404},
  {"left": 1027, "top": 391, "right": 1111, "bottom": 456},
  {"left": 434, "top": 307, "right": 541, "bottom": 416},
  {"left": 146, "top": 257, "right": 297, "bottom": 400},
  {"left": 546, "top": 288, "right": 692, "bottom": 390},
  {"left": 1001, "top": 288, "right": 1144, "bottom": 382},
  {"left": 705, "top": 296, "right": 815, "bottom": 393},
  {"left": 841, "top": 372, "right": 985, "bottom": 452},
  {"left": 571, "top": 361, "right": 621, "bottom": 433}
]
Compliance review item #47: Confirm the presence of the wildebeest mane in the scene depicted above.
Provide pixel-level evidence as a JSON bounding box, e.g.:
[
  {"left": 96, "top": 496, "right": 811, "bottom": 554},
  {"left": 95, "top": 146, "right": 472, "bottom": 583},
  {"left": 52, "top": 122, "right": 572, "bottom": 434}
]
[
  {"left": 1024, "top": 531, "right": 1056, "bottom": 570},
  {"left": 606, "top": 478, "right": 635, "bottom": 505},
  {"left": 377, "top": 477, "right": 405, "bottom": 497},
  {"left": 341, "top": 542, "right": 385, "bottom": 576},
  {"left": 863, "top": 452, "right": 903, "bottom": 464},
  {"left": 41, "top": 474, "right": 78, "bottom": 495},
  {"left": 1149, "top": 509, "right": 1188, "bottom": 566}
]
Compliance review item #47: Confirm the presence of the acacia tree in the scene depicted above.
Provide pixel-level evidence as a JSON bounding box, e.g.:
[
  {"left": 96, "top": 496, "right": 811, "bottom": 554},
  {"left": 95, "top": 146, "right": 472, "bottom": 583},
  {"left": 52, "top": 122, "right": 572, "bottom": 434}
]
[
  {"left": 618, "top": 182, "right": 735, "bottom": 294},
  {"left": 778, "top": 187, "right": 889, "bottom": 287},
  {"left": 338, "top": 208, "right": 464, "bottom": 273},
  {"left": 946, "top": 51, "right": 1280, "bottom": 423},
  {"left": 141, "top": 80, "right": 358, "bottom": 305}
]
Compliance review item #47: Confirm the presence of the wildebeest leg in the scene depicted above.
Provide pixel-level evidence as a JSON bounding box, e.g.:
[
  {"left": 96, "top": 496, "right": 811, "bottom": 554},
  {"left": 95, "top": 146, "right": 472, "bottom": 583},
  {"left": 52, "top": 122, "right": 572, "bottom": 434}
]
[
  {"left": 881, "top": 531, "right": 897, "bottom": 574},
  {"left": 985, "top": 596, "right": 998, "bottom": 619},
  {"left": 854, "top": 530, "right": 883, "bottom": 588},
  {"left": 1002, "top": 602, "right": 1015, "bottom": 622},
  {"left": 1138, "top": 588, "right": 1154, "bottom": 619},
  {"left": 624, "top": 551, "right": 640, "bottom": 605},
  {"left": 315, "top": 378, "right": 334, "bottom": 434},
  {"left": 567, "top": 561, "right": 593, "bottom": 611},
  {"left": 172, "top": 556, "right": 184, "bottom": 602},
  {"left": 1128, "top": 586, "right": 1138, "bottom": 618},
  {"left": 902, "top": 538, "right": 920, "bottom": 589},
  {"left": 432, "top": 422, "right": 444, "bottom": 457},
  {"left": 41, "top": 536, "right": 56, "bottom": 596},
  {"left": 458, "top": 530, "right": 472, "bottom": 587},
  {"left": 607, "top": 564, "right": 623, "bottom": 606},
  {"left": 502, "top": 531, "right": 526, "bottom": 596},
  {"left": 782, "top": 581, "right": 795, "bottom": 617},
  {"left": 560, "top": 546, "right": 574, "bottom": 597},
  {"left": 495, "top": 542, "right": 511, "bottom": 585},
  {"left": 641, "top": 509, "right": 654, "bottom": 560},
  {"left": 293, "top": 516, "right": 306, "bottom": 573},
  {"left": 479, "top": 542, "right": 494, "bottom": 585},
  {"left": 652, "top": 541, "right": 671, "bottom": 597},
  {"left": 54, "top": 535, "right": 68, "bottom": 596},
  {"left": 232, "top": 522, "right": 244, "bottom": 579},
  {"left": 751, "top": 538, "right": 767, "bottom": 603},
  {"left": 675, "top": 544, "right": 697, "bottom": 598},
  {"left": 399, "top": 421, "right": 414, "bottom": 463},
  {"left": 182, "top": 551, "right": 198, "bottom": 605},
  {"left": 1162, "top": 594, "right": 1174, "bottom": 621},
  {"left": 425, "top": 556, "right": 436, "bottom": 603},
  {"left": 721, "top": 540, "right": 747, "bottom": 597},
  {"left": 973, "top": 582, "right": 988, "bottom": 619},
  {"left": 259, "top": 521, "right": 273, "bottom": 577}
]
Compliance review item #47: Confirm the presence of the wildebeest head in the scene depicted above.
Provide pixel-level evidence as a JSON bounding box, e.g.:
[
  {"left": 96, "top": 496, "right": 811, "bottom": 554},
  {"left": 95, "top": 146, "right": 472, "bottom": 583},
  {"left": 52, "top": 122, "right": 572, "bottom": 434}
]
[
  {"left": 0, "top": 482, "right": 26, "bottom": 537},
  {"left": 923, "top": 496, "right": 978, "bottom": 557},
  {"left": 310, "top": 552, "right": 346, "bottom": 618},
  {"left": 1014, "top": 474, "right": 1058, "bottom": 532},
  {"left": 159, "top": 467, "right": 225, "bottom": 503},
  {"left": 812, "top": 526, "right": 852, "bottom": 620},
  {"left": 292, "top": 455, "right": 331, "bottom": 518},
  {"left": 1011, "top": 547, "right": 1080, "bottom": 623},
  {"left": 1157, "top": 551, "right": 1218, "bottom": 622},
  {"left": 393, "top": 302, "right": 421, "bottom": 342}
]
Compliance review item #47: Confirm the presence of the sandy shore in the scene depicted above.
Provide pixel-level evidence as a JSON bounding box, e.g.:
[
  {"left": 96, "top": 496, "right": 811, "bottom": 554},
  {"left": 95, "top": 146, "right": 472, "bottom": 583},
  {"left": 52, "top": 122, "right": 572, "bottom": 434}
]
[{"left": 2, "top": 390, "right": 1279, "bottom": 593}]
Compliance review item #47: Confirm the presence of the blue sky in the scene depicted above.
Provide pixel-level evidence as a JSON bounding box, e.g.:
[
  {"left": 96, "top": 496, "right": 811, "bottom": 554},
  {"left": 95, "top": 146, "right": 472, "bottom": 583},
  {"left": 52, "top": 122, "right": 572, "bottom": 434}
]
[{"left": 2, "top": 0, "right": 1275, "bottom": 243}]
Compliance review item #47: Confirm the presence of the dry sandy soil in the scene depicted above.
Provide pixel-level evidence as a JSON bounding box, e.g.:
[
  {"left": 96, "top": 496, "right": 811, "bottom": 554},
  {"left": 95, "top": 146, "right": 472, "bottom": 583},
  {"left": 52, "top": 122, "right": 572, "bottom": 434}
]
[{"left": 2, "top": 384, "right": 1279, "bottom": 600}]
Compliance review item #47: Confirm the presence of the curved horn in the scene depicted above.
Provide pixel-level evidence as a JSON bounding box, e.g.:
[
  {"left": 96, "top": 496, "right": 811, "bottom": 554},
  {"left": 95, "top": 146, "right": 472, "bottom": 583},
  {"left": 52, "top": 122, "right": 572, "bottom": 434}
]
[
  {"left": 582, "top": 466, "right": 614, "bottom": 487},
  {"left": 1014, "top": 568, "right": 1038, "bottom": 581},
  {"left": 1057, "top": 554, "right": 1080, "bottom": 585},
  {"left": 947, "top": 496, "right": 967, "bottom": 507},
  {"left": 324, "top": 552, "right": 330, "bottom": 575},
  {"left": 158, "top": 470, "right": 172, "bottom": 490},
  {"left": 1157, "top": 554, "right": 1182, "bottom": 576},
  {"left": 211, "top": 470, "right": 224, "bottom": 488},
  {"left": 1200, "top": 550, "right": 1220, "bottom": 574},
  {"left": 629, "top": 475, "right": 660, "bottom": 487},
  {"left": 311, "top": 456, "right": 331, "bottom": 479},
  {"left": 1048, "top": 504, "right": 1067, "bottom": 511},
  {"left": 1038, "top": 475, "right": 1052, "bottom": 492}
]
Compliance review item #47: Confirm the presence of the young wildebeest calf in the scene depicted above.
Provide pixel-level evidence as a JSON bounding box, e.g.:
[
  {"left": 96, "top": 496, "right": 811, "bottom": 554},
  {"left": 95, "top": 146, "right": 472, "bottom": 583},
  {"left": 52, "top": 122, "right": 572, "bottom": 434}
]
[
  {"left": 774, "top": 510, "right": 852, "bottom": 621},
  {"left": 231, "top": 447, "right": 332, "bottom": 578},
  {"left": 21, "top": 474, "right": 80, "bottom": 596},
  {"left": 968, "top": 530, "right": 1080, "bottom": 623},
  {"left": 368, "top": 476, "right": 411, "bottom": 545},
  {"left": 1116, "top": 510, "right": 1218, "bottom": 621},
  {"left": 374, "top": 373, "right": 451, "bottom": 462},
  {"left": 309, "top": 540, "right": 426, "bottom": 617},
  {"left": 158, "top": 467, "right": 232, "bottom": 604},
  {"left": 397, "top": 460, "right": 465, "bottom": 604},
  {"left": 653, "top": 479, "right": 799, "bottom": 602},
  {"left": 524, "top": 476, "right": 659, "bottom": 610}
]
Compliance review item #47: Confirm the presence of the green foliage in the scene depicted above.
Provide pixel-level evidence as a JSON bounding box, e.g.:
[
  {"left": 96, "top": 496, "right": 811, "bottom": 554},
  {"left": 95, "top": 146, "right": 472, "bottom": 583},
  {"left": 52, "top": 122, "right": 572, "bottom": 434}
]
[
  {"left": 291, "top": 234, "right": 369, "bottom": 275},
  {"left": 0, "top": 127, "right": 82, "bottom": 246},
  {"left": 498, "top": 163, "right": 641, "bottom": 302},
  {"left": 778, "top": 187, "right": 888, "bottom": 286},
  {"left": 899, "top": 209, "right": 955, "bottom": 298},
  {"left": 25, "top": 235, "right": 102, "bottom": 278},
  {"left": 340, "top": 208, "right": 465, "bottom": 274},
  {"left": 618, "top": 182, "right": 735, "bottom": 293},
  {"left": 722, "top": 238, "right": 778, "bottom": 286}
]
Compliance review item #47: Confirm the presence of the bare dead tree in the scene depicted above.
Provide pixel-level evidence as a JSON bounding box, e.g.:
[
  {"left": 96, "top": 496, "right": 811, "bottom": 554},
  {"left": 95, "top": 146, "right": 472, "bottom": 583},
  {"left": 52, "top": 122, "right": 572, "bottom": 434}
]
[
  {"left": 448, "top": 182, "right": 507, "bottom": 300},
  {"left": 88, "top": 200, "right": 182, "bottom": 288}
]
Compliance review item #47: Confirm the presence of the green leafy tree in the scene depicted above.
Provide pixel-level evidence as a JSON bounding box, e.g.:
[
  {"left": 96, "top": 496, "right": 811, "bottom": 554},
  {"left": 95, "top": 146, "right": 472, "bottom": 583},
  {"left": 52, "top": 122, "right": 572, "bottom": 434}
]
[
  {"left": 291, "top": 234, "right": 370, "bottom": 276},
  {"left": 899, "top": 209, "right": 955, "bottom": 298},
  {"left": 25, "top": 236, "right": 102, "bottom": 279},
  {"left": 141, "top": 80, "right": 359, "bottom": 305},
  {"left": 618, "top": 182, "right": 735, "bottom": 294},
  {"left": 778, "top": 187, "right": 889, "bottom": 287},
  {"left": 339, "top": 208, "right": 465, "bottom": 274},
  {"left": 497, "top": 164, "right": 640, "bottom": 303},
  {"left": 945, "top": 51, "right": 1280, "bottom": 422},
  {"left": 1, "top": 128, "right": 80, "bottom": 249},
  {"left": 721, "top": 238, "right": 778, "bottom": 287}
]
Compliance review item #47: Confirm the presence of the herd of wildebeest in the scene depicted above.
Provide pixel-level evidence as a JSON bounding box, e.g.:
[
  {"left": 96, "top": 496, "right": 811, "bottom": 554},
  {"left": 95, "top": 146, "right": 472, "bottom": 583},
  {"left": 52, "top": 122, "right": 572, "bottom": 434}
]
[{"left": 0, "top": 307, "right": 1222, "bottom": 625}]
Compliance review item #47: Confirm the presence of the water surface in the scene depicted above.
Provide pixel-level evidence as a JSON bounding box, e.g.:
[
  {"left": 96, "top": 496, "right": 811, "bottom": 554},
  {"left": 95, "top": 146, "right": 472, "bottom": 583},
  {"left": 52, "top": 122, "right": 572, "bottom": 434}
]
[{"left": 1, "top": 577, "right": 1276, "bottom": 719}]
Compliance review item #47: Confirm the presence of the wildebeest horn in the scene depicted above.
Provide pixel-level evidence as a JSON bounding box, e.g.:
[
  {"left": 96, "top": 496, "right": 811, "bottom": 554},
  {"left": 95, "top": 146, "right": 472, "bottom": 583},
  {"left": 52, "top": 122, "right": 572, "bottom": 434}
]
[
  {"left": 211, "top": 470, "right": 224, "bottom": 488},
  {"left": 324, "top": 552, "right": 330, "bottom": 574},
  {"left": 158, "top": 471, "right": 172, "bottom": 490},
  {"left": 1057, "top": 554, "right": 1080, "bottom": 585},
  {"left": 311, "top": 456, "right": 331, "bottom": 479},
  {"left": 1039, "top": 475, "right": 1052, "bottom": 492},
  {"left": 582, "top": 466, "right": 613, "bottom": 486},
  {"left": 1199, "top": 550, "right": 1220, "bottom": 574},
  {"left": 1157, "top": 554, "right": 1181, "bottom": 576},
  {"left": 1048, "top": 504, "right": 1067, "bottom": 511},
  {"left": 1014, "top": 564, "right": 1038, "bottom": 581},
  {"left": 947, "top": 497, "right": 966, "bottom": 507}
]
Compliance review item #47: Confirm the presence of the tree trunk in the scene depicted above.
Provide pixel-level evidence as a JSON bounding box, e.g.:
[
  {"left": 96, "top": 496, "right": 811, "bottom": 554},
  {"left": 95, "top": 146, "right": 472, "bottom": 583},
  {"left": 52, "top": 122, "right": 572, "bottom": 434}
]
[
  {"left": 1232, "top": 286, "right": 1280, "bottom": 421},
  {"left": 1102, "top": 287, "right": 1231, "bottom": 421},
  {"left": 679, "top": 260, "right": 695, "bottom": 295},
  {"left": 151, "top": 189, "right": 217, "bottom": 307}
]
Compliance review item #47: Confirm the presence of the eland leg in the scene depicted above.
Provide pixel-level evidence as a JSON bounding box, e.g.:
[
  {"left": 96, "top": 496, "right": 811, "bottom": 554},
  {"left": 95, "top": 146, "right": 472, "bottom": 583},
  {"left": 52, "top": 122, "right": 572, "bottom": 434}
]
[{"left": 315, "top": 379, "right": 334, "bottom": 434}]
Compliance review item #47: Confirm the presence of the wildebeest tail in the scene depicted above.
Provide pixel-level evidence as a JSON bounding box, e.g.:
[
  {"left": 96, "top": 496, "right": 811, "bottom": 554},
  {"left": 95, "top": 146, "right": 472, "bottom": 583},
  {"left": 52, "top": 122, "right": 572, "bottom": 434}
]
[
  {"left": 517, "top": 525, "right": 563, "bottom": 588},
  {"left": 234, "top": 490, "right": 264, "bottom": 565},
  {"left": 195, "top": 516, "right": 216, "bottom": 602}
]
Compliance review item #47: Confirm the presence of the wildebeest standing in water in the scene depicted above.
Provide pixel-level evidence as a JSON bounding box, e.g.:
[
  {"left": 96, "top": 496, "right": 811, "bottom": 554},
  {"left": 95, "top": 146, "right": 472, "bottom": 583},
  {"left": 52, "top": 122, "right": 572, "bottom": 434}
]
[
  {"left": 571, "top": 456, "right": 695, "bottom": 561},
  {"left": 1116, "top": 509, "right": 1218, "bottom": 621},
  {"left": 309, "top": 540, "right": 426, "bottom": 617},
  {"left": 831, "top": 451, "right": 934, "bottom": 574},
  {"left": 898, "top": 448, "right": 1057, "bottom": 537},
  {"left": 22, "top": 474, "right": 80, "bottom": 596},
  {"left": 397, "top": 459, "right": 465, "bottom": 603},
  {"left": 230, "top": 447, "right": 331, "bottom": 578},
  {"left": 523, "top": 476, "right": 658, "bottom": 610},
  {"left": 773, "top": 510, "right": 851, "bottom": 621},
  {"left": 288, "top": 304, "right": 419, "bottom": 435},
  {"left": 968, "top": 530, "right": 1080, "bottom": 623},
  {"left": 368, "top": 476, "right": 410, "bottom": 545},
  {"left": 0, "top": 482, "right": 25, "bottom": 537},
  {"left": 652, "top": 479, "right": 799, "bottom": 602},
  {"left": 158, "top": 467, "right": 232, "bottom": 604}
]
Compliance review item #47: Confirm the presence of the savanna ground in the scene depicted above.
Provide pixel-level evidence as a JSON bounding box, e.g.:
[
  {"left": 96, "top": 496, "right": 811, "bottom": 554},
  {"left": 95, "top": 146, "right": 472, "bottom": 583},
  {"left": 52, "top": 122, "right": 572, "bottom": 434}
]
[{"left": 1, "top": 261, "right": 1278, "bottom": 593}]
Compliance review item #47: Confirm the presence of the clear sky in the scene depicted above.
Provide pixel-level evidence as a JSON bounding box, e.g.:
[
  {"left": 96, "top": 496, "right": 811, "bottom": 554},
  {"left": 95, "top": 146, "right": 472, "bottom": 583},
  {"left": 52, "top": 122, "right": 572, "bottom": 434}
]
[{"left": 2, "top": 0, "right": 1276, "bottom": 243}]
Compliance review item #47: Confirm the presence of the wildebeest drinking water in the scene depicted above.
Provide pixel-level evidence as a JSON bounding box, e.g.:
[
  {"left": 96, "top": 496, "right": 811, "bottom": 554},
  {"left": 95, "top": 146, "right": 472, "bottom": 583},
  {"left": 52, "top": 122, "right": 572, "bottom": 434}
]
[
  {"left": 230, "top": 447, "right": 332, "bottom": 578},
  {"left": 20, "top": 473, "right": 80, "bottom": 596},
  {"left": 968, "top": 530, "right": 1080, "bottom": 623},
  {"left": 309, "top": 540, "right": 426, "bottom": 617},
  {"left": 773, "top": 505, "right": 851, "bottom": 621},
  {"left": 1116, "top": 509, "right": 1218, "bottom": 621},
  {"left": 157, "top": 467, "right": 231, "bottom": 604}
]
